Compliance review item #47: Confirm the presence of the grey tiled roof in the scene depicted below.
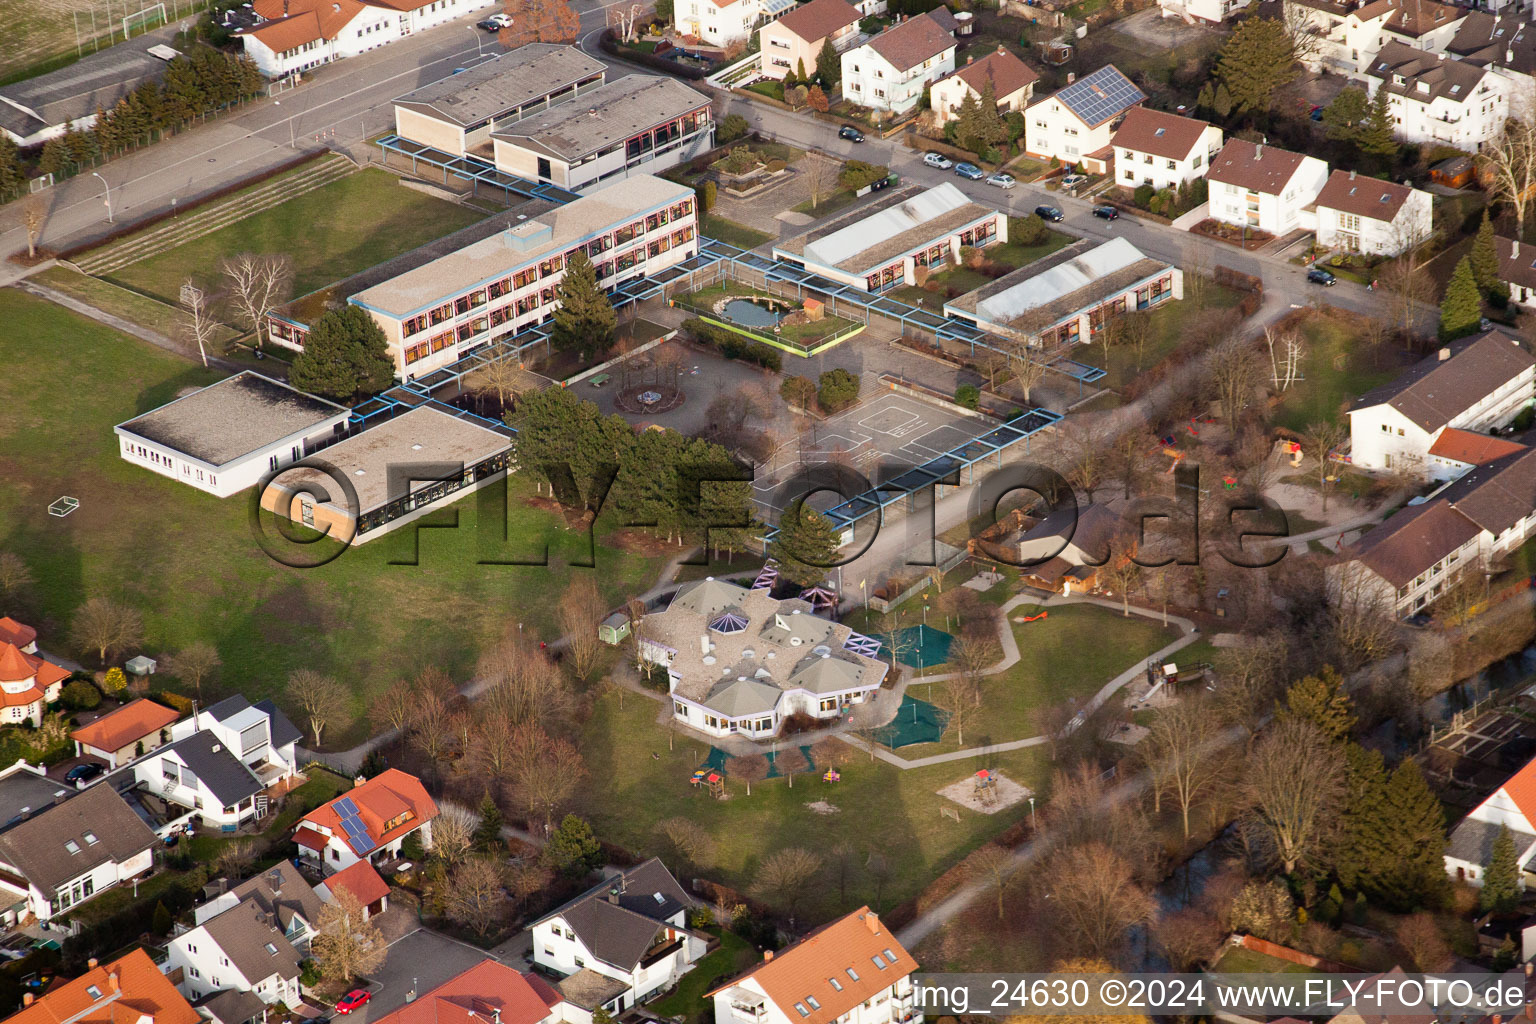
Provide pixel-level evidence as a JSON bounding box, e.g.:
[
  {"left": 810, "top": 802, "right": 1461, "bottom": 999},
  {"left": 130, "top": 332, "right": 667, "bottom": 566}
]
[
  {"left": 160, "top": 732, "right": 263, "bottom": 808},
  {"left": 201, "top": 899, "right": 303, "bottom": 984},
  {"left": 393, "top": 45, "right": 605, "bottom": 129},
  {"left": 1447, "top": 817, "right": 1536, "bottom": 866},
  {"left": 490, "top": 75, "right": 709, "bottom": 163},
  {"left": 533, "top": 859, "right": 692, "bottom": 971},
  {"left": 1350, "top": 330, "right": 1535, "bottom": 432},
  {"left": 0, "top": 785, "right": 156, "bottom": 898},
  {"left": 231, "top": 861, "right": 324, "bottom": 934}
]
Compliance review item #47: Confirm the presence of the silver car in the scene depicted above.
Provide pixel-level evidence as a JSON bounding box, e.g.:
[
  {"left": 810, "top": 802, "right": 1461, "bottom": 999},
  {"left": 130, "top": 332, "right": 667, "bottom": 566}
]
[
  {"left": 987, "top": 172, "right": 1016, "bottom": 189},
  {"left": 922, "top": 152, "right": 954, "bottom": 169}
]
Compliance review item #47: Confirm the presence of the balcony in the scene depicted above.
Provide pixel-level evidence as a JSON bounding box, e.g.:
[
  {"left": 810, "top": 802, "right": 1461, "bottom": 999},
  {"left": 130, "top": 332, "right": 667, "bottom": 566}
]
[{"left": 641, "top": 936, "right": 685, "bottom": 969}]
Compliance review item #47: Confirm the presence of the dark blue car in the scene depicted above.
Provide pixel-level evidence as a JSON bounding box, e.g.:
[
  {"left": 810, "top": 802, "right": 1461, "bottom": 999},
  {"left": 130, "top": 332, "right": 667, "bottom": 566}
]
[{"left": 954, "top": 162, "right": 984, "bottom": 180}]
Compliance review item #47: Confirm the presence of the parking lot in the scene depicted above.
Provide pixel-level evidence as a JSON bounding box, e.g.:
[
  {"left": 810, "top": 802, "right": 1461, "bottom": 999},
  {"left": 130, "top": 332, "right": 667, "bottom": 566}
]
[{"left": 341, "top": 928, "right": 503, "bottom": 1022}]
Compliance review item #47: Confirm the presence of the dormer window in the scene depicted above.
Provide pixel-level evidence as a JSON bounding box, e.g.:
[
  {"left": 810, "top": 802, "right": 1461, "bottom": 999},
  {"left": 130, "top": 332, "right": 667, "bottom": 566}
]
[
  {"left": 847, "top": 968, "right": 860, "bottom": 981},
  {"left": 794, "top": 1004, "right": 810, "bottom": 1018},
  {"left": 882, "top": 950, "right": 898, "bottom": 963},
  {"left": 64, "top": 840, "right": 79, "bottom": 854},
  {"left": 807, "top": 997, "right": 821, "bottom": 1010},
  {"left": 872, "top": 956, "right": 887, "bottom": 970},
  {"left": 266, "top": 943, "right": 279, "bottom": 955}
]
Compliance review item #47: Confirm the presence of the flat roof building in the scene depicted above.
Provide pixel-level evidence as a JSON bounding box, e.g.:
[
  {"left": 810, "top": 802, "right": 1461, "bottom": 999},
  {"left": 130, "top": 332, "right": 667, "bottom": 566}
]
[
  {"left": 0, "top": 33, "right": 181, "bottom": 146},
  {"left": 772, "top": 182, "right": 1006, "bottom": 292},
  {"left": 490, "top": 74, "right": 714, "bottom": 192},
  {"left": 945, "top": 236, "right": 1180, "bottom": 348},
  {"left": 392, "top": 45, "right": 607, "bottom": 158},
  {"left": 346, "top": 174, "right": 697, "bottom": 376},
  {"left": 259, "top": 405, "right": 512, "bottom": 544},
  {"left": 114, "top": 372, "right": 351, "bottom": 498}
]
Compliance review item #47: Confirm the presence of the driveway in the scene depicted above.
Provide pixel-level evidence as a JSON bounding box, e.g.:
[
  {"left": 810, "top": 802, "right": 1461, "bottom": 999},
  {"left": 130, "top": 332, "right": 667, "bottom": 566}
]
[
  {"left": 350, "top": 928, "right": 501, "bottom": 1021},
  {"left": 1108, "top": 8, "right": 1219, "bottom": 48}
]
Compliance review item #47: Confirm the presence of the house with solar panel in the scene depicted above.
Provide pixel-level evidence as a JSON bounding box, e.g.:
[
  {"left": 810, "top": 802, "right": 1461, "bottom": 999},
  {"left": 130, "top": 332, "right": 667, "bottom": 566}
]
[
  {"left": 531, "top": 858, "right": 705, "bottom": 1020},
  {"left": 637, "top": 578, "right": 887, "bottom": 740},
  {"left": 293, "top": 769, "right": 438, "bottom": 875},
  {"left": 1023, "top": 65, "right": 1145, "bottom": 175}
]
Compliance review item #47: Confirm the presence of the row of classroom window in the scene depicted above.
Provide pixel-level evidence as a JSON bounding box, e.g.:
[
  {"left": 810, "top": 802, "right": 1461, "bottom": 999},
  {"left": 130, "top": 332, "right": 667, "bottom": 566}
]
[
  {"left": 861, "top": 220, "right": 999, "bottom": 292},
  {"left": 1034, "top": 275, "right": 1175, "bottom": 347},
  {"left": 400, "top": 200, "right": 694, "bottom": 338},
  {"left": 125, "top": 441, "right": 218, "bottom": 487},
  {"left": 402, "top": 226, "right": 695, "bottom": 365}
]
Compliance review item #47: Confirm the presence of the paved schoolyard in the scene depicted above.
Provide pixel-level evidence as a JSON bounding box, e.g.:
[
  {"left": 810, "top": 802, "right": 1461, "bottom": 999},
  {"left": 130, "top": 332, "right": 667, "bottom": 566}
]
[
  {"left": 584, "top": 338, "right": 788, "bottom": 439},
  {"left": 352, "top": 928, "right": 501, "bottom": 1021}
]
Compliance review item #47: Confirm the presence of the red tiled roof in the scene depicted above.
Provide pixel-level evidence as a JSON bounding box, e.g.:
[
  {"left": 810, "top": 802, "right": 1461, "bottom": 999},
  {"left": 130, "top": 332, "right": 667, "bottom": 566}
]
[
  {"left": 0, "top": 644, "right": 67, "bottom": 691},
  {"left": 866, "top": 12, "right": 955, "bottom": 72},
  {"left": 293, "top": 826, "right": 328, "bottom": 851},
  {"left": 323, "top": 860, "right": 391, "bottom": 907},
  {"left": 5, "top": 950, "right": 200, "bottom": 1024},
  {"left": 0, "top": 618, "right": 37, "bottom": 650},
  {"left": 943, "top": 47, "right": 1039, "bottom": 101},
  {"left": 771, "top": 0, "right": 859, "bottom": 42},
  {"left": 70, "top": 699, "right": 181, "bottom": 753},
  {"left": 1208, "top": 139, "right": 1312, "bottom": 195},
  {"left": 1427, "top": 427, "right": 1527, "bottom": 466},
  {"left": 244, "top": 0, "right": 368, "bottom": 51},
  {"left": 371, "top": 961, "right": 561, "bottom": 1024},
  {"left": 1500, "top": 758, "right": 1536, "bottom": 829},
  {"left": 1111, "top": 106, "right": 1214, "bottom": 160},
  {"left": 1315, "top": 169, "right": 1416, "bottom": 222},
  {"left": 300, "top": 769, "right": 438, "bottom": 856}
]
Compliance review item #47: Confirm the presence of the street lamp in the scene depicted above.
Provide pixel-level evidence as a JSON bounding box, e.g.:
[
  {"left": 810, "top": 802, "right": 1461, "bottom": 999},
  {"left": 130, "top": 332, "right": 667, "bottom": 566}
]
[
  {"left": 90, "top": 172, "right": 113, "bottom": 223},
  {"left": 1028, "top": 796, "right": 1035, "bottom": 831},
  {"left": 470, "top": 24, "right": 484, "bottom": 57},
  {"left": 272, "top": 100, "right": 297, "bottom": 149}
]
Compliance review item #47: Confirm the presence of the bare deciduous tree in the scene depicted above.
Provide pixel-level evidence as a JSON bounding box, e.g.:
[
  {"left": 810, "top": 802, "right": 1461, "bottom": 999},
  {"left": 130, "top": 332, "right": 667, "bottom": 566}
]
[
  {"left": 178, "top": 280, "right": 219, "bottom": 368},
  {"left": 656, "top": 816, "right": 715, "bottom": 874},
  {"left": 286, "top": 669, "right": 345, "bottom": 747},
  {"left": 214, "top": 838, "right": 257, "bottom": 881},
  {"left": 505, "top": 723, "right": 585, "bottom": 830},
  {"left": 1095, "top": 558, "right": 1142, "bottom": 616},
  {"left": 1396, "top": 912, "right": 1453, "bottom": 972},
  {"left": 369, "top": 677, "right": 415, "bottom": 739},
  {"left": 466, "top": 351, "right": 526, "bottom": 410},
  {"left": 222, "top": 253, "right": 292, "bottom": 344},
  {"left": 478, "top": 632, "right": 576, "bottom": 728},
  {"left": 1142, "top": 697, "right": 1221, "bottom": 838},
  {"left": 428, "top": 800, "right": 478, "bottom": 867},
  {"left": 802, "top": 153, "right": 835, "bottom": 211},
  {"left": 312, "top": 888, "right": 387, "bottom": 981},
  {"left": 751, "top": 847, "right": 823, "bottom": 920},
  {"left": 969, "top": 844, "right": 1018, "bottom": 920},
  {"left": 732, "top": 753, "right": 770, "bottom": 795},
  {"left": 1041, "top": 842, "right": 1156, "bottom": 960},
  {"left": 468, "top": 712, "right": 519, "bottom": 786},
  {"left": 1152, "top": 909, "right": 1221, "bottom": 971},
  {"left": 1105, "top": 310, "right": 1153, "bottom": 372},
  {"left": 1281, "top": 0, "right": 1325, "bottom": 66},
  {"left": 1206, "top": 338, "right": 1264, "bottom": 426},
  {"left": 444, "top": 856, "right": 510, "bottom": 938},
  {"left": 70, "top": 596, "right": 143, "bottom": 665},
  {"left": 558, "top": 576, "right": 607, "bottom": 682},
  {"left": 165, "top": 641, "right": 221, "bottom": 702},
  {"left": 1483, "top": 85, "right": 1536, "bottom": 236},
  {"left": 22, "top": 197, "right": 45, "bottom": 260},
  {"left": 1300, "top": 420, "right": 1348, "bottom": 512},
  {"left": 1377, "top": 257, "right": 1433, "bottom": 340},
  {"left": 1245, "top": 717, "right": 1345, "bottom": 874},
  {"left": 0, "top": 553, "right": 33, "bottom": 600}
]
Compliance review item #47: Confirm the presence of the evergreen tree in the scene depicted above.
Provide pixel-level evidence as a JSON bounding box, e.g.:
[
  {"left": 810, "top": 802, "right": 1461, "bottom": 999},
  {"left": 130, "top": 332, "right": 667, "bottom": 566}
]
[
  {"left": 1196, "top": 81, "right": 1214, "bottom": 114},
  {"left": 955, "top": 81, "right": 1007, "bottom": 157},
  {"left": 817, "top": 37, "right": 840, "bottom": 86},
  {"left": 1333, "top": 743, "right": 1388, "bottom": 892},
  {"left": 796, "top": 57, "right": 809, "bottom": 82},
  {"left": 1440, "top": 256, "right": 1482, "bottom": 341},
  {"left": 1470, "top": 210, "right": 1507, "bottom": 299},
  {"left": 1279, "top": 667, "right": 1355, "bottom": 742},
  {"left": 550, "top": 250, "right": 617, "bottom": 356},
  {"left": 37, "top": 139, "right": 69, "bottom": 177},
  {"left": 769, "top": 503, "right": 840, "bottom": 587},
  {"left": 474, "top": 794, "right": 504, "bottom": 851},
  {"left": 1215, "top": 18, "right": 1296, "bottom": 114},
  {"left": 151, "top": 901, "right": 173, "bottom": 935},
  {"left": 0, "top": 132, "right": 23, "bottom": 199},
  {"left": 1359, "top": 88, "right": 1399, "bottom": 159},
  {"left": 1377, "top": 760, "right": 1449, "bottom": 910},
  {"left": 289, "top": 305, "right": 396, "bottom": 401},
  {"left": 546, "top": 814, "right": 604, "bottom": 878},
  {"left": 511, "top": 386, "right": 635, "bottom": 508},
  {"left": 1321, "top": 86, "right": 1368, "bottom": 143},
  {"left": 1213, "top": 82, "right": 1234, "bottom": 119},
  {"left": 1482, "top": 824, "right": 1521, "bottom": 914}
]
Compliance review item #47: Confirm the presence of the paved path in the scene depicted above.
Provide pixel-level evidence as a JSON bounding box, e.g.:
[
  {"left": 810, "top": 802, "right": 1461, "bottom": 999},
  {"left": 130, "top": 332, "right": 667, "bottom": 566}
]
[{"left": 16, "top": 278, "right": 245, "bottom": 372}]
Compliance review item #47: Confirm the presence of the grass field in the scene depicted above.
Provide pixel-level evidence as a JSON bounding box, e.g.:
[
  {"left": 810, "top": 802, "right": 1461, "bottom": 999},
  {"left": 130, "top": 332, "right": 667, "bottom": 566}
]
[
  {"left": 647, "top": 930, "right": 756, "bottom": 1023},
  {"left": 1270, "top": 314, "right": 1402, "bottom": 432},
  {"left": 1079, "top": 285, "right": 1243, "bottom": 389},
  {"left": 0, "top": 0, "right": 181, "bottom": 82},
  {"left": 701, "top": 214, "right": 773, "bottom": 250},
  {"left": 576, "top": 692, "right": 1050, "bottom": 921},
  {"left": 34, "top": 265, "right": 244, "bottom": 347},
  {"left": 106, "top": 169, "right": 483, "bottom": 303},
  {"left": 0, "top": 291, "right": 667, "bottom": 747}
]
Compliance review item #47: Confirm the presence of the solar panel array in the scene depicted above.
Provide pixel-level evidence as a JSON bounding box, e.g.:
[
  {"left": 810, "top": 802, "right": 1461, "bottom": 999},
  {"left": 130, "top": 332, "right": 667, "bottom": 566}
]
[
  {"left": 333, "top": 796, "right": 377, "bottom": 855},
  {"left": 1056, "top": 66, "right": 1145, "bottom": 127}
]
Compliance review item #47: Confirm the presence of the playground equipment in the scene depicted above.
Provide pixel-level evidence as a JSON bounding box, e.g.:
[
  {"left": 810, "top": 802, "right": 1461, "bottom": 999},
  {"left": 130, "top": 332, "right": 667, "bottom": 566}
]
[
  {"left": 690, "top": 769, "right": 726, "bottom": 798},
  {"left": 974, "top": 769, "right": 998, "bottom": 807},
  {"left": 823, "top": 769, "right": 842, "bottom": 783},
  {"left": 1159, "top": 445, "right": 1186, "bottom": 473},
  {"left": 1019, "top": 610, "right": 1049, "bottom": 623},
  {"left": 1286, "top": 441, "right": 1303, "bottom": 468}
]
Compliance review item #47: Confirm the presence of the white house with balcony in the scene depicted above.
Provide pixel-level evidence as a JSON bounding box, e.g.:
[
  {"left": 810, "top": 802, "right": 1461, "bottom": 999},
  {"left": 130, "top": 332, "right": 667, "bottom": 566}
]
[
  {"left": 0, "top": 784, "right": 157, "bottom": 922},
  {"left": 757, "top": 0, "right": 861, "bottom": 79},
  {"left": 709, "top": 908, "right": 921, "bottom": 1024},
  {"left": 1285, "top": 0, "right": 1466, "bottom": 78},
  {"left": 840, "top": 11, "right": 956, "bottom": 115},
  {"left": 674, "top": 0, "right": 794, "bottom": 46},
  {"left": 1157, "top": 0, "right": 1253, "bottom": 24},
  {"left": 1110, "top": 107, "right": 1222, "bottom": 192},
  {"left": 1313, "top": 170, "right": 1433, "bottom": 256},
  {"left": 531, "top": 859, "right": 705, "bottom": 1018},
  {"left": 1206, "top": 139, "right": 1328, "bottom": 236},
  {"left": 1023, "top": 64, "right": 1145, "bottom": 175},
  {"left": 1365, "top": 41, "right": 1507, "bottom": 149}
]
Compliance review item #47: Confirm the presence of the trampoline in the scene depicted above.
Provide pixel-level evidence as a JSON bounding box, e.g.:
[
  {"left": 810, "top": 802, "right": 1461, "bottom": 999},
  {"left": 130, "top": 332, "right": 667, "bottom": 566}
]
[
  {"left": 871, "top": 696, "right": 951, "bottom": 748},
  {"left": 873, "top": 624, "right": 955, "bottom": 667}
]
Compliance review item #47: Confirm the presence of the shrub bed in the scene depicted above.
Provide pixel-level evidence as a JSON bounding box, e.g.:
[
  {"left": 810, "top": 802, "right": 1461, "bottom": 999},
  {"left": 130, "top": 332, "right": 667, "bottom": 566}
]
[{"left": 682, "top": 317, "right": 783, "bottom": 370}]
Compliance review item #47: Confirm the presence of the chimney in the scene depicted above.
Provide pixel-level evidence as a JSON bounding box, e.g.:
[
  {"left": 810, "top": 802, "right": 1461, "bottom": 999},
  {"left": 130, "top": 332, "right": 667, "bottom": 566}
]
[
  {"left": 966, "top": 54, "right": 973, "bottom": 63},
  {"left": 22, "top": 995, "right": 32, "bottom": 1008},
  {"left": 108, "top": 971, "right": 120, "bottom": 994},
  {"left": 88, "top": 958, "right": 98, "bottom": 969},
  {"left": 282, "top": 0, "right": 288, "bottom": 12},
  {"left": 607, "top": 886, "right": 620, "bottom": 904},
  {"left": 864, "top": 911, "right": 881, "bottom": 935},
  {"left": 1255, "top": 143, "right": 1263, "bottom": 159},
  {"left": 353, "top": 775, "right": 366, "bottom": 788},
  {"left": 1066, "top": 71, "right": 1075, "bottom": 84},
  {"left": 1517, "top": 239, "right": 1522, "bottom": 258},
  {"left": 1349, "top": 169, "right": 1356, "bottom": 179},
  {"left": 1438, "top": 347, "right": 1451, "bottom": 361},
  {"left": 1510, "top": 47, "right": 1516, "bottom": 61},
  {"left": 763, "top": 950, "right": 774, "bottom": 961}
]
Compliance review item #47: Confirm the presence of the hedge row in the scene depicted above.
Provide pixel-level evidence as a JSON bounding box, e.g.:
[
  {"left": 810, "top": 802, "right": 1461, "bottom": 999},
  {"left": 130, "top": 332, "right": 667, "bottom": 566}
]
[{"left": 682, "top": 316, "right": 783, "bottom": 371}]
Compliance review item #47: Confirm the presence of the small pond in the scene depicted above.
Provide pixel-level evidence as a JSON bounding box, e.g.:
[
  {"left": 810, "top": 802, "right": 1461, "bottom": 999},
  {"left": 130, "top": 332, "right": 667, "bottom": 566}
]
[{"left": 721, "top": 298, "right": 787, "bottom": 328}]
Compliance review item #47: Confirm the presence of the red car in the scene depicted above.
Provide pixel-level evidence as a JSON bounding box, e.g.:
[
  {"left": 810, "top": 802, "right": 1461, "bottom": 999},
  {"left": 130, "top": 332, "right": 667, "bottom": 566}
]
[{"left": 335, "top": 990, "right": 371, "bottom": 1015}]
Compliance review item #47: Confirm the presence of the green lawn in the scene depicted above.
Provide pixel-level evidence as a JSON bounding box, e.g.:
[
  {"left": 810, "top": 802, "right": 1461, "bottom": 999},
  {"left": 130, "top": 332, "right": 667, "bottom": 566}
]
[
  {"left": 1270, "top": 314, "right": 1400, "bottom": 432},
  {"left": 106, "top": 169, "right": 484, "bottom": 303},
  {"left": 792, "top": 188, "right": 866, "bottom": 218},
  {"left": 576, "top": 692, "right": 1049, "bottom": 922},
  {"left": 648, "top": 930, "right": 756, "bottom": 1023},
  {"left": 33, "top": 266, "right": 241, "bottom": 347},
  {"left": 886, "top": 229, "right": 1074, "bottom": 311},
  {"left": 701, "top": 214, "right": 774, "bottom": 250},
  {"left": 0, "top": 292, "right": 666, "bottom": 747},
  {"left": 1078, "top": 284, "right": 1243, "bottom": 389},
  {"left": 1211, "top": 945, "right": 1320, "bottom": 975}
]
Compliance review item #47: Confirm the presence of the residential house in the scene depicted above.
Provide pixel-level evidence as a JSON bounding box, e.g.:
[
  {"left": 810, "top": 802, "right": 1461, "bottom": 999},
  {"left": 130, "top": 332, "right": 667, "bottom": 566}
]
[
  {"left": 489, "top": 76, "right": 714, "bottom": 192},
  {"left": 1365, "top": 41, "right": 1507, "bottom": 149},
  {"left": 122, "top": 695, "right": 304, "bottom": 830},
  {"left": 166, "top": 897, "right": 304, "bottom": 1006},
  {"left": 2, "top": 951, "right": 199, "bottom": 1024},
  {"left": 930, "top": 47, "right": 1039, "bottom": 122},
  {"left": 1346, "top": 330, "right": 1536, "bottom": 474},
  {"left": 1313, "top": 170, "right": 1433, "bottom": 256},
  {"left": 238, "top": 0, "right": 497, "bottom": 79},
  {"left": 771, "top": 182, "right": 1008, "bottom": 293},
  {"left": 531, "top": 859, "right": 704, "bottom": 1018},
  {"left": 370, "top": 961, "right": 570, "bottom": 1024},
  {"left": 1497, "top": 237, "right": 1536, "bottom": 312},
  {"left": 71, "top": 698, "right": 182, "bottom": 768},
  {"left": 1156, "top": 0, "right": 1253, "bottom": 26},
  {"left": 674, "top": 0, "right": 794, "bottom": 46},
  {"left": 639, "top": 579, "right": 888, "bottom": 739},
  {"left": 0, "top": 783, "right": 157, "bottom": 921},
  {"left": 114, "top": 372, "right": 351, "bottom": 498},
  {"left": 1023, "top": 64, "right": 1145, "bottom": 174},
  {"left": 1330, "top": 445, "right": 1536, "bottom": 614},
  {"left": 998, "top": 504, "right": 1127, "bottom": 593},
  {"left": 1110, "top": 107, "right": 1223, "bottom": 192},
  {"left": 709, "top": 907, "right": 921, "bottom": 1024},
  {"left": 1447, "top": 13, "right": 1536, "bottom": 94},
  {"left": 293, "top": 769, "right": 438, "bottom": 875},
  {"left": 944, "top": 237, "right": 1181, "bottom": 349},
  {"left": 0, "top": 621, "right": 69, "bottom": 728},
  {"left": 1287, "top": 0, "right": 1467, "bottom": 77},
  {"left": 1206, "top": 139, "right": 1329, "bottom": 236},
  {"left": 840, "top": 11, "right": 957, "bottom": 115},
  {"left": 195, "top": 861, "right": 325, "bottom": 944},
  {"left": 757, "top": 0, "right": 861, "bottom": 80},
  {"left": 1446, "top": 754, "right": 1536, "bottom": 886},
  {"left": 391, "top": 46, "right": 607, "bottom": 159},
  {"left": 316, "top": 859, "right": 391, "bottom": 919}
]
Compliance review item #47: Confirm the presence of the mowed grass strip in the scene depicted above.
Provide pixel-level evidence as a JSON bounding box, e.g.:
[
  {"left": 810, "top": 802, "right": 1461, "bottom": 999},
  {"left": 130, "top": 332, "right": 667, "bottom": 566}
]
[
  {"left": 106, "top": 168, "right": 483, "bottom": 302},
  {"left": 0, "top": 291, "right": 664, "bottom": 747}
]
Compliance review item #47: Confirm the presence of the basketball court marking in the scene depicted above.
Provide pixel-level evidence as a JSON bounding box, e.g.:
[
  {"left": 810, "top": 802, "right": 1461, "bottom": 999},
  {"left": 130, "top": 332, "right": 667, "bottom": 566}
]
[{"left": 858, "top": 407, "right": 922, "bottom": 437}]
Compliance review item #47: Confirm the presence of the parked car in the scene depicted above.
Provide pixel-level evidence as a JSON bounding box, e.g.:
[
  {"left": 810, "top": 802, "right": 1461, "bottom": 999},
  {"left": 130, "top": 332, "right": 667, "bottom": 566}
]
[
  {"left": 1034, "top": 204, "right": 1064, "bottom": 222},
  {"left": 1480, "top": 317, "right": 1495, "bottom": 332},
  {"left": 986, "top": 172, "right": 1016, "bottom": 189},
  {"left": 1092, "top": 205, "right": 1119, "bottom": 220},
  {"left": 477, "top": 12, "right": 512, "bottom": 28},
  {"left": 838, "top": 125, "right": 865, "bottom": 142},
  {"left": 65, "top": 763, "right": 102, "bottom": 784},
  {"left": 922, "top": 152, "right": 953, "bottom": 169},
  {"left": 954, "top": 162, "right": 984, "bottom": 180},
  {"left": 336, "top": 991, "right": 371, "bottom": 1015},
  {"left": 1307, "top": 267, "right": 1336, "bottom": 286},
  {"left": 1309, "top": 105, "right": 1325, "bottom": 121},
  {"left": 1060, "top": 173, "right": 1087, "bottom": 189}
]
